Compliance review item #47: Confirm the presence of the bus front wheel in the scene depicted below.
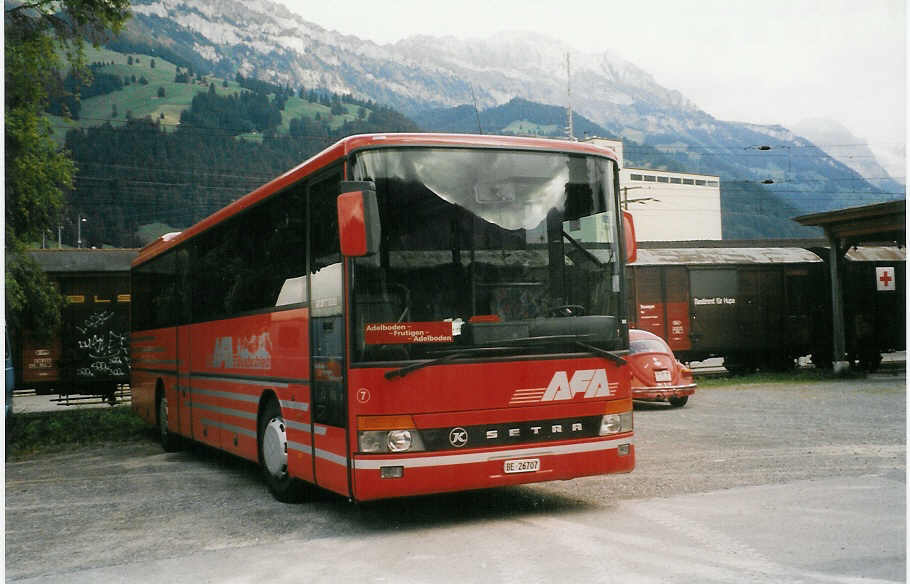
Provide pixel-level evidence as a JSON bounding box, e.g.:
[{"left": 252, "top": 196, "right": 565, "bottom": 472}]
[{"left": 257, "top": 397, "right": 306, "bottom": 502}]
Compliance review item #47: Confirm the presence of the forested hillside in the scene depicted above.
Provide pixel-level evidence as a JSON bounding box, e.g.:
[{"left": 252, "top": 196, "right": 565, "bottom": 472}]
[{"left": 58, "top": 51, "right": 418, "bottom": 247}]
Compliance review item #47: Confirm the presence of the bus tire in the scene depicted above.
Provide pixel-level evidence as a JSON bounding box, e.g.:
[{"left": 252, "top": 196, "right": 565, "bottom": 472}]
[
  {"left": 668, "top": 396, "right": 688, "bottom": 408},
  {"left": 157, "top": 390, "right": 181, "bottom": 452},
  {"left": 258, "top": 397, "right": 305, "bottom": 503}
]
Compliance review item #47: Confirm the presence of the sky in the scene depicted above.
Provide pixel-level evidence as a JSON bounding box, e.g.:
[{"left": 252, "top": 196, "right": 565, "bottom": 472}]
[{"left": 279, "top": 0, "right": 906, "bottom": 176}]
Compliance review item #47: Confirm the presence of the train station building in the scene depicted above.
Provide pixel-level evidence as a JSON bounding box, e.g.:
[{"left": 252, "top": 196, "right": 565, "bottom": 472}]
[{"left": 582, "top": 137, "right": 722, "bottom": 242}]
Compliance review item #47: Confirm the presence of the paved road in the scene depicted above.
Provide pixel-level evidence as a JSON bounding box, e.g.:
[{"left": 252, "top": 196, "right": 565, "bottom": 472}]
[{"left": 5, "top": 374, "right": 905, "bottom": 583}]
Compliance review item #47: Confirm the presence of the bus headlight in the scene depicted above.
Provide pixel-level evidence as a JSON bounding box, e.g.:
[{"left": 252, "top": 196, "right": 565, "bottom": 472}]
[
  {"left": 599, "top": 411, "right": 633, "bottom": 435},
  {"left": 357, "top": 415, "right": 426, "bottom": 453},
  {"left": 387, "top": 429, "right": 413, "bottom": 452},
  {"left": 358, "top": 430, "right": 426, "bottom": 453}
]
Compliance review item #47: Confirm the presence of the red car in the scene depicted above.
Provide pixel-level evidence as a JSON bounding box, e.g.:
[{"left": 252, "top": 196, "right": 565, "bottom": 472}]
[{"left": 628, "top": 329, "right": 696, "bottom": 407}]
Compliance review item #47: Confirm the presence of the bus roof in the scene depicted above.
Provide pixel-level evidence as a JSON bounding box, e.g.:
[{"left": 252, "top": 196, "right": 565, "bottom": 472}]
[{"left": 132, "top": 133, "right": 620, "bottom": 268}]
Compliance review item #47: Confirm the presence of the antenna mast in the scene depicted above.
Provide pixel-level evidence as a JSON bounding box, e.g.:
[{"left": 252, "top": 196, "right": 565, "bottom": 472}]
[
  {"left": 470, "top": 84, "right": 484, "bottom": 135},
  {"left": 566, "top": 52, "right": 574, "bottom": 141}
]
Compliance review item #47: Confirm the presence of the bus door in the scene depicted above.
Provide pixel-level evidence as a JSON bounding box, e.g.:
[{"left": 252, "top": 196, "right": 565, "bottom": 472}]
[
  {"left": 177, "top": 326, "right": 192, "bottom": 438},
  {"left": 308, "top": 172, "right": 350, "bottom": 496},
  {"left": 176, "top": 249, "right": 193, "bottom": 439}
]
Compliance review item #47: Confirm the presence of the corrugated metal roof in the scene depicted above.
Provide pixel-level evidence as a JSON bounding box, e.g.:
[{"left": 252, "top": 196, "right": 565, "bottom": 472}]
[
  {"left": 29, "top": 249, "right": 138, "bottom": 273},
  {"left": 631, "top": 247, "right": 823, "bottom": 266},
  {"left": 845, "top": 246, "right": 906, "bottom": 262}
]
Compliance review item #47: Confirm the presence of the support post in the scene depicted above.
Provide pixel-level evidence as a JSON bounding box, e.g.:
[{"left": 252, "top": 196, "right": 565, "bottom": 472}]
[{"left": 828, "top": 234, "right": 849, "bottom": 373}]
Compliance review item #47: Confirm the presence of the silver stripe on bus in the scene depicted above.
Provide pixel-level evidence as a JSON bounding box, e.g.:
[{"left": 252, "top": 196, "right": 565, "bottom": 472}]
[
  {"left": 280, "top": 400, "right": 310, "bottom": 412},
  {"left": 288, "top": 440, "right": 310, "bottom": 453},
  {"left": 190, "top": 402, "right": 256, "bottom": 420},
  {"left": 353, "top": 436, "right": 632, "bottom": 470},
  {"left": 285, "top": 420, "right": 312, "bottom": 433},
  {"left": 200, "top": 418, "right": 257, "bottom": 438},
  {"left": 313, "top": 425, "right": 328, "bottom": 436},
  {"left": 190, "top": 374, "right": 290, "bottom": 388},
  {"left": 136, "top": 358, "right": 179, "bottom": 365},
  {"left": 187, "top": 387, "right": 259, "bottom": 403},
  {"left": 315, "top": 448, "right": 348, "bottom": 467},
  {"left": 131, "top": 346, "right": 167, "bottom": 353}
]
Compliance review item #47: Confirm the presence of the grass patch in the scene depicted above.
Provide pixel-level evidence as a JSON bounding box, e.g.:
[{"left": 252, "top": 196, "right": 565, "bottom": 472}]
[
  {"left": 695, "top": 367, "right": 866, "bottom": 388},
  {"left": 7, "top": 406, "right": 149, "bottom": 458},
  {"left": 136, "top": 222, "right": 184, "bottom": 245}
]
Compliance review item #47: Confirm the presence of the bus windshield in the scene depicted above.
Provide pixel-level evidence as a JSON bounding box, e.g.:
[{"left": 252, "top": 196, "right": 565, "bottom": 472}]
[{"left": 350, "top": 146, "right": 621, "bottom": 364}]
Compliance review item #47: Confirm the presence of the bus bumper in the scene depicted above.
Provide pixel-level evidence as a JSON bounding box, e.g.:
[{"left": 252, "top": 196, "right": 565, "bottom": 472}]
[{"left": 350, "top": 434, "right": 634, "bottom": 502}]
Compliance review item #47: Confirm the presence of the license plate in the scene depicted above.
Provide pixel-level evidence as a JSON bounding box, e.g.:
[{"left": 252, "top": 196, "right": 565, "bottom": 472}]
[
  {"left": 504, "top": 458, "right": 540, "bottom": 474},
  {"left": 655, "top": 369, "right": 672, "bottom": 382}
]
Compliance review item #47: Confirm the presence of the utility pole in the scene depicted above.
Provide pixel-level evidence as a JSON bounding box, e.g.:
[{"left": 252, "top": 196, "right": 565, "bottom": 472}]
[
  {"left": 566, "top": 53, "right": 574, "bottom": 141},
  {"left": 620, "top": 186, "right": 643, "bottom": 210},
  {"left": 77, "top": 216, "right": 87, "bottom": 248},
  {"left": 57, "top": 225, "right": 63, "bottom": 248}
]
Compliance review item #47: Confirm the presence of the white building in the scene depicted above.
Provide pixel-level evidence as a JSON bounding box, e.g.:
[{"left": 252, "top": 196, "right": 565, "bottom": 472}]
[{"left": 583, "top": 138, "right": 723, "bottom": 242}]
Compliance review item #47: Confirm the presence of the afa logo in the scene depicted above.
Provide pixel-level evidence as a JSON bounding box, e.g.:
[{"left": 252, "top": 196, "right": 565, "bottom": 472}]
[
  {"left": 211, "top": 332, "right": 272, "bottom": 370},
  {"left": 509, "top": 369, "right": 616, "bottom": 405}
]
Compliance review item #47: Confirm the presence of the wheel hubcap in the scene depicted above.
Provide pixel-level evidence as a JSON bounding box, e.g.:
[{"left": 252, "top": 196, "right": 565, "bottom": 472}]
[{"left": 262, "top": 417, "right": 288, "bottom": 478}]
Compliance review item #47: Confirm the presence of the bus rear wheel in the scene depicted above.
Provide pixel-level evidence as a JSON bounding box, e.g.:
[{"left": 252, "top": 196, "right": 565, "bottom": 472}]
[
  {"left": 258, "top": 397, "right": 306, "bottom": 502},
  {"left": 157, "top": 392, "right": 181, "bottom": 452}
]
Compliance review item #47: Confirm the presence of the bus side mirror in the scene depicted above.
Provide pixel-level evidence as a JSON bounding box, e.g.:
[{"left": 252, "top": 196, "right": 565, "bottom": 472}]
[
  {"left": 622, "top": 210, "right": 637, "bottom": 264},
  {"left": 337, "top": 181, "right": 380, "bottom": 257}
]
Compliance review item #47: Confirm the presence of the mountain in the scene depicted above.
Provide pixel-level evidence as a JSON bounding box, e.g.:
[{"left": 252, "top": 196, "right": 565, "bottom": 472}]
[
  {"left": 412, "top": 98, "right": 807, "bottom": 239},
  {"left": 107, "top": 0, "right": 901, "bottom": 237},
  {"left": 791, "top": 118, "right": 905, "bottom": 195}
]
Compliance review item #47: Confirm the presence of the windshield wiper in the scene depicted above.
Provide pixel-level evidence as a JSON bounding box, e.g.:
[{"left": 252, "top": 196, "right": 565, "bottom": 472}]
[
  {"left": 384, "top": 337, "right": 626, "bottom": 380},
  {"left": 384, "top": 347, "right": 515, "bottom": 380},
  {"left": 493, "top": 334, "right": 627, "bottom": 365},
  {"left": 572, "top": 340, "right": 626, "bottom": 365}
]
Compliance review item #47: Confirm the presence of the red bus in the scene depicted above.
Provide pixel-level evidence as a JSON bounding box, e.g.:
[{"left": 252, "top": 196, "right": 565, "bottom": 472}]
[{"left": 131, "top": 133, "right": 637, "bottom": 502}]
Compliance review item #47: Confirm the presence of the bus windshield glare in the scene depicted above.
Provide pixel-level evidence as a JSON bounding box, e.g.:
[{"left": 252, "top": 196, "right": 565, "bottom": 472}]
[{"left": 350, "top": 147, "right": 621, "bottom": 363}]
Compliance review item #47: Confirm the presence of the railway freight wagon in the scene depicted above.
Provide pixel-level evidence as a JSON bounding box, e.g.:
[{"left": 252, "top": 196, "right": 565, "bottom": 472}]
[
  {"left": 626, "top": 247, "right": 824, "bottom": 372},
  {"left": 18, "top": 250, "right": 137, "bottom": 396},
  {"left": 810, "top": 246, "right": 906, "bottom": 370}
]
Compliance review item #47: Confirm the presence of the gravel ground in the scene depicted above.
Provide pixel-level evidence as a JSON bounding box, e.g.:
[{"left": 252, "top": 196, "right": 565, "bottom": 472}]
[{"left": 5, "top": 373, "right": 905, "bottom": 581}]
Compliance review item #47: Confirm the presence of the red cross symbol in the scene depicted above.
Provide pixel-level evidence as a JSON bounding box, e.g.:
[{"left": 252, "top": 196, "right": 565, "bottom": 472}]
[{"left": 876, "top": 267, "right": 896, "bottom": 291}]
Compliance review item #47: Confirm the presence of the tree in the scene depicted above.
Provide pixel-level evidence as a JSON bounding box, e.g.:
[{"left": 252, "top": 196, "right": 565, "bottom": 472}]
[{"left": 5, "top": 0, "right": 130, "bottom": 338}]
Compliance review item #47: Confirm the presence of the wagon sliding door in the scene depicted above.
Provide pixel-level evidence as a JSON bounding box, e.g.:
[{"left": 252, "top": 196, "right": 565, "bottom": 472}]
[
  {"left": 689, "top": 269, "right": 739, "bottom": 356},
  {"left": 663, "top": 267, "right": 691, "bottom": 352},
  {"left": 631, "top": 267, "right": 691, "bottom": 354},
  {"left": 738, "top": 270, "right": 783, "bottom": 352}
]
